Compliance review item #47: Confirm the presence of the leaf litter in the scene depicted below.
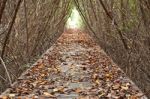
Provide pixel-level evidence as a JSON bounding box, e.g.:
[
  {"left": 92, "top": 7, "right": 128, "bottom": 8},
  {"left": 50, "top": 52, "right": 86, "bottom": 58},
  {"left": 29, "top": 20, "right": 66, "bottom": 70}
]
[{"left": 0, "top": 30, "right": 147, "bottom": 99}]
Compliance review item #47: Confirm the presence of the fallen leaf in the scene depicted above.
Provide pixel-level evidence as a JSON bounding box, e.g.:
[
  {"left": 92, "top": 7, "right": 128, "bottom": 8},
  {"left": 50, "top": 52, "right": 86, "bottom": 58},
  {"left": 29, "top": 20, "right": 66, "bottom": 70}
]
[
  {"left": 9, "top": 94, "right": 16, "bottom": 97},
  {"left": 53, "top": 87, "right": 64, "bottom": 92},
  {"left": 112, "top": 83, "right": 120, "bottom": 90},
  {"left": 43, "top": 92, "right": 55, "bottom": 97},
  {"left": 121, "top": 85, "right": 129, "bottom": 90},
  {"left": 129, "top": 95, "right": 138, "bottom": 99},
  {"left": 92, "top": 74, "right": 98, "bottom": 79},
  {"left": 95, "top": 79, "right": 101, "bottom": 85},
  {"left": 1, "top": 96, "right": 8, "bottom": 99},
  {"left": 75, "top": 88, "right": 82, "bottom": 93}
]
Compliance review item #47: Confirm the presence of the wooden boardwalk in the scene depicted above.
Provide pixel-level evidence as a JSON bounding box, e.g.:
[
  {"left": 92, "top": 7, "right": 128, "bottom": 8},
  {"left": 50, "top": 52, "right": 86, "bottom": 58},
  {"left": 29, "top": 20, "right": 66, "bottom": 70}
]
[{"left": 0, "top": 30, "right": 146, "bottom": 99}]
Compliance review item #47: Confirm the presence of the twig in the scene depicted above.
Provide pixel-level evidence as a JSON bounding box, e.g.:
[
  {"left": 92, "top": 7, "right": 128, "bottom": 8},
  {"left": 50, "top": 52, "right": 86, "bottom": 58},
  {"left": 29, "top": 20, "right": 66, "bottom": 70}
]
[
  {"left": 0, "top": 0, "right": 8, "bottom": 23},
  {"left": 0, "top": 74, "right": 7, "bottom": 82},
  {"left": 0, "top": 57, "right": 12, "bottom": 86}
]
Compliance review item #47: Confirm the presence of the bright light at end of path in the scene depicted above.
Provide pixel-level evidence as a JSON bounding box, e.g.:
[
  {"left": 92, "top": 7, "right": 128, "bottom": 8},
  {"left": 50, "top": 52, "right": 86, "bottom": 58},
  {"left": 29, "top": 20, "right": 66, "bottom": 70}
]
[{"left": 66, "top": 8, "right": 82, "bottom": 29}]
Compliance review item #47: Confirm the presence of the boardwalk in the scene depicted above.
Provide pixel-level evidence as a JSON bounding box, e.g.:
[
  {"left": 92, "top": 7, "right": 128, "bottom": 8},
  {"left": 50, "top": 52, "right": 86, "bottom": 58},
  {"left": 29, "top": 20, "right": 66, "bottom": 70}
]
[{"left": 1, "top": 30, "right": 146, "bottom": 99}]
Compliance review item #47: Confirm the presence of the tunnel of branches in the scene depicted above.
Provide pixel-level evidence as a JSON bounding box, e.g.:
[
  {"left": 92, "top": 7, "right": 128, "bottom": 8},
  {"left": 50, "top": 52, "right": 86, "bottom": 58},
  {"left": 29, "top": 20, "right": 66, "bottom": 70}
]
[{"left": 0, "top": 0, "right": 150, "bottom": 97}]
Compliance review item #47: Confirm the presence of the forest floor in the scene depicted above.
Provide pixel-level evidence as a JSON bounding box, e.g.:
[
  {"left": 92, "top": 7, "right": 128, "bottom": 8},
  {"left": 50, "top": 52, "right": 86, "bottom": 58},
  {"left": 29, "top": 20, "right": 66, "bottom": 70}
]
[{"left": 0, "top": 30, "right": 147, "bottom": 99}]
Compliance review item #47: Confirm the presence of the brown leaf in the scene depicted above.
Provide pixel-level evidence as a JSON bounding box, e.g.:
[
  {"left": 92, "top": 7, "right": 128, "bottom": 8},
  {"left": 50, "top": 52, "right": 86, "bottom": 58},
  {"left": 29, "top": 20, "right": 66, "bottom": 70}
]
[
  {"left": 121, "top": 86, "right": 128, "bottom": 90},
  {"left": 53, "top": 86, "right": 64, "bottom": 92},
  {"left": 112, "top": 83, "right": 120, "bottom": 90},
  {"left": 129, "top": 95, "right": 138, "bottom": 99},
  {"left": 92, "top": 74, "right": 98, "bottom": 79},
  {"left": 38, "top": 63, "right": 44, "bottom": 69},
  {"left": 75, "top": 88, "right": 82, "bottom": 93},
  {"left": 43, "top": 92, "right": 55, "bottom": 97},
  {"left": 1, "top": 96, "right": 8, "bottom": 99},
  {"left": 95, "top": 79, "right": 101, "bottom": 85}
]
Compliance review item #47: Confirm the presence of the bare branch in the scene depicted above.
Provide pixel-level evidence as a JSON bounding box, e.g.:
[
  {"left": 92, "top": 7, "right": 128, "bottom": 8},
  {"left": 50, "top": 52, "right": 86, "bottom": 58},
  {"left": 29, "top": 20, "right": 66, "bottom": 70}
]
[{"left": 0, "top": 57, "right": 12, "bottom": 85}]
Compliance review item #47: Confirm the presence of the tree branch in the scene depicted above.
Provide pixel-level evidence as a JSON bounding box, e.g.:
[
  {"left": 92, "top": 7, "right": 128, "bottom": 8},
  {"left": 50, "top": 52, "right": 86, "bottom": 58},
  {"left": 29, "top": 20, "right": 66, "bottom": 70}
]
[
  {"left": 1, "top": 0, "right": 22, "bottom": 58},
  {"left": 0, "top": 57, "right": 12, "bottom": 85}
]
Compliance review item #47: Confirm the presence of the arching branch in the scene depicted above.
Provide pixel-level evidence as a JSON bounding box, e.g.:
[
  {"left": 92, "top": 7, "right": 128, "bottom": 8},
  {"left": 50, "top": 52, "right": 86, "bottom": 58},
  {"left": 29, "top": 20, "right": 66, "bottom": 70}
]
[{"left": 99, "top": 0, "right": 129, "bottom": 50}]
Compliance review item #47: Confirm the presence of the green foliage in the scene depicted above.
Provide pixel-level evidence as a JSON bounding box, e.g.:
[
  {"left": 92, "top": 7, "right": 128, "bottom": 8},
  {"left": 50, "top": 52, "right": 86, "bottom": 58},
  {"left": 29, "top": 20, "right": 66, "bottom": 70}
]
[{"left": 66, "top": 7, "right": 84, "bottom": 29}]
